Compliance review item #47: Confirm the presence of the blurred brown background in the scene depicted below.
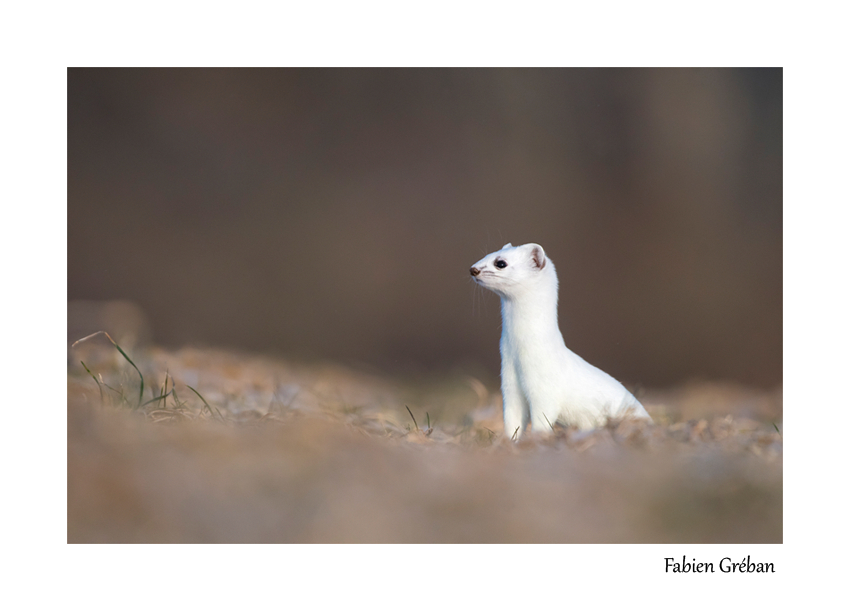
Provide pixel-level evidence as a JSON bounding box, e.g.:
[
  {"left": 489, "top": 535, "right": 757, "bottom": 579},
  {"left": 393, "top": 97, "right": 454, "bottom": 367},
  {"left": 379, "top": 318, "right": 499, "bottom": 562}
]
[{"left": 67, "top": 68, "right": 782, "bottom": 388}]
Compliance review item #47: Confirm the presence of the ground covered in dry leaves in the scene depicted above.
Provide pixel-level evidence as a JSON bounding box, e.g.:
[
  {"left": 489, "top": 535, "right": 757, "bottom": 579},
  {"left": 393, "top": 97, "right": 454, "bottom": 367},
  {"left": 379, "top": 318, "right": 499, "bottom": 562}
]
[{"left": 68, "top": 342, "right": 782, "bottom": 543}]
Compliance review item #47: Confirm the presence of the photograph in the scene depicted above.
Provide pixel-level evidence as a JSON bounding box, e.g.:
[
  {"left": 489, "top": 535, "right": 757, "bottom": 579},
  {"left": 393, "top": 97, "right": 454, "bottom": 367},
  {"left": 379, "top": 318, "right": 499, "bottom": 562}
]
[{"left": 67, "top": 68, "right": 782, "bottom": 544}]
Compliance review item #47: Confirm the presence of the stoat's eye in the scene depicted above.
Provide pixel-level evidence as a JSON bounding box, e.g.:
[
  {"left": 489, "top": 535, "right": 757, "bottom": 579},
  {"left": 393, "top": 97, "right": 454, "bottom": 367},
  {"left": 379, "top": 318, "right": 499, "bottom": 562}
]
[{"left": 494, "top": 259, "right": 507, "bottom": 269}]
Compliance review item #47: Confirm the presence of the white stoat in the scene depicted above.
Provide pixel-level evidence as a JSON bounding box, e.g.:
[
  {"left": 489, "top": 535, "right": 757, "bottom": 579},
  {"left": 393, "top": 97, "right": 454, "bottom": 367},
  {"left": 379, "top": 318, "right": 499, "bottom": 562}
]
[{"left": 470, "top": 242, "right": 651, "bottom": 437}]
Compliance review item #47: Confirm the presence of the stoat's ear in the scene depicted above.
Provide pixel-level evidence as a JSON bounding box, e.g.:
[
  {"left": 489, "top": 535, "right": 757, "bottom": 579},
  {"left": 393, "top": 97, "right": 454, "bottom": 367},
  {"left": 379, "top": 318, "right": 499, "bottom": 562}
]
[
  {"left": 502, "top": 242, "right": 513, "bottom": 249},
  {"left": 528, "top": 244, "right": 546, "bottom": 270}
]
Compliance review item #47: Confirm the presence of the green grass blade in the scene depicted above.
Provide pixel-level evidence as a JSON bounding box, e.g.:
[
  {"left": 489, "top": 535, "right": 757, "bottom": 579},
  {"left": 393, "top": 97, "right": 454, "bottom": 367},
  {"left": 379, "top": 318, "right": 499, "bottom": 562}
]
[
  {"left": 405, "top": 405, "right": 419, "bottom": 430},
  {"left": 160, "top": 372, "right": 169, "bottom": 409},
  {"left": 142, "top": 390, "right": 173, "bottom": 407},
  {"left": 187, "top": 385, "right": 224, "bottom": 421},
  {"left": 80, "top": 361, "right": 104, "bottom": 403},
  {"left": 111, "top": 341, "right": 144, "bottom": 407}
]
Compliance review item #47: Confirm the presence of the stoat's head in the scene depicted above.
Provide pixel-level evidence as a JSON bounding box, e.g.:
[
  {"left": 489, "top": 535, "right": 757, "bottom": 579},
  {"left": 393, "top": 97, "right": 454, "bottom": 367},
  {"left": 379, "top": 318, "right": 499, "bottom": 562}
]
[{"left": 469, "top": 242, "right": 556, "bottom": 299}]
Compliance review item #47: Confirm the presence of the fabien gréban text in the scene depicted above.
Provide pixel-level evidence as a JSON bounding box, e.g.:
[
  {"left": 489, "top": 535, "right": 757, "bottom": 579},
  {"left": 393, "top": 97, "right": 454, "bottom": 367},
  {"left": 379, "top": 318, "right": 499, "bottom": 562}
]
[{"left": 665, "top": 556, "right": 775, "bottom": 573}]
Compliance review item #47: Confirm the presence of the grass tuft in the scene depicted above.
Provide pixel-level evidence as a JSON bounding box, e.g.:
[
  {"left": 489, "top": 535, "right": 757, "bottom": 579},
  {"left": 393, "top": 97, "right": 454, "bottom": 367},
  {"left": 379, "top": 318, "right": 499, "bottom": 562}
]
[{"left": 73, "top": 331, "right": 145, "bottom": 407}]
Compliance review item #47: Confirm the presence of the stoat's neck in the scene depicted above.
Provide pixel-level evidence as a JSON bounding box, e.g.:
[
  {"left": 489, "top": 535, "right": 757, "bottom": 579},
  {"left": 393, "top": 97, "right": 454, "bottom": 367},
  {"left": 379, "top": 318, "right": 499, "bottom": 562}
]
[{"left": 500, "top": 280, "right": 564, "bottom": 350}]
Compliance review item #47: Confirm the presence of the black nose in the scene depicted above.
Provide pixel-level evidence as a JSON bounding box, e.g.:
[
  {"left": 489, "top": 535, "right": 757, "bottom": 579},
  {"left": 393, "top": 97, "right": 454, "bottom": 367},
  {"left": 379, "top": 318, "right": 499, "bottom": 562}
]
[{"left": 470, "top": 266, "right": 480, "bottom": 277}]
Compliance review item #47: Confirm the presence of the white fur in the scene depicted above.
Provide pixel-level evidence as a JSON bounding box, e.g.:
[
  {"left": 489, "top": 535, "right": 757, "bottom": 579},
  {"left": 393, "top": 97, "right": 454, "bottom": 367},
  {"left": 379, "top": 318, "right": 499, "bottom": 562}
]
[{"left": 470, "top": 242, "right": 651, "bottom": 437}]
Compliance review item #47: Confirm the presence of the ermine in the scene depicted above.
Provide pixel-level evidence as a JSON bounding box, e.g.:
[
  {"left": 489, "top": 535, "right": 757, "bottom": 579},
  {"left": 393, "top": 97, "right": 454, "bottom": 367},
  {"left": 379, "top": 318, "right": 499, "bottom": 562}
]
[{"left": 470, "top": 243, "right": 651, "bottom": 438}]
